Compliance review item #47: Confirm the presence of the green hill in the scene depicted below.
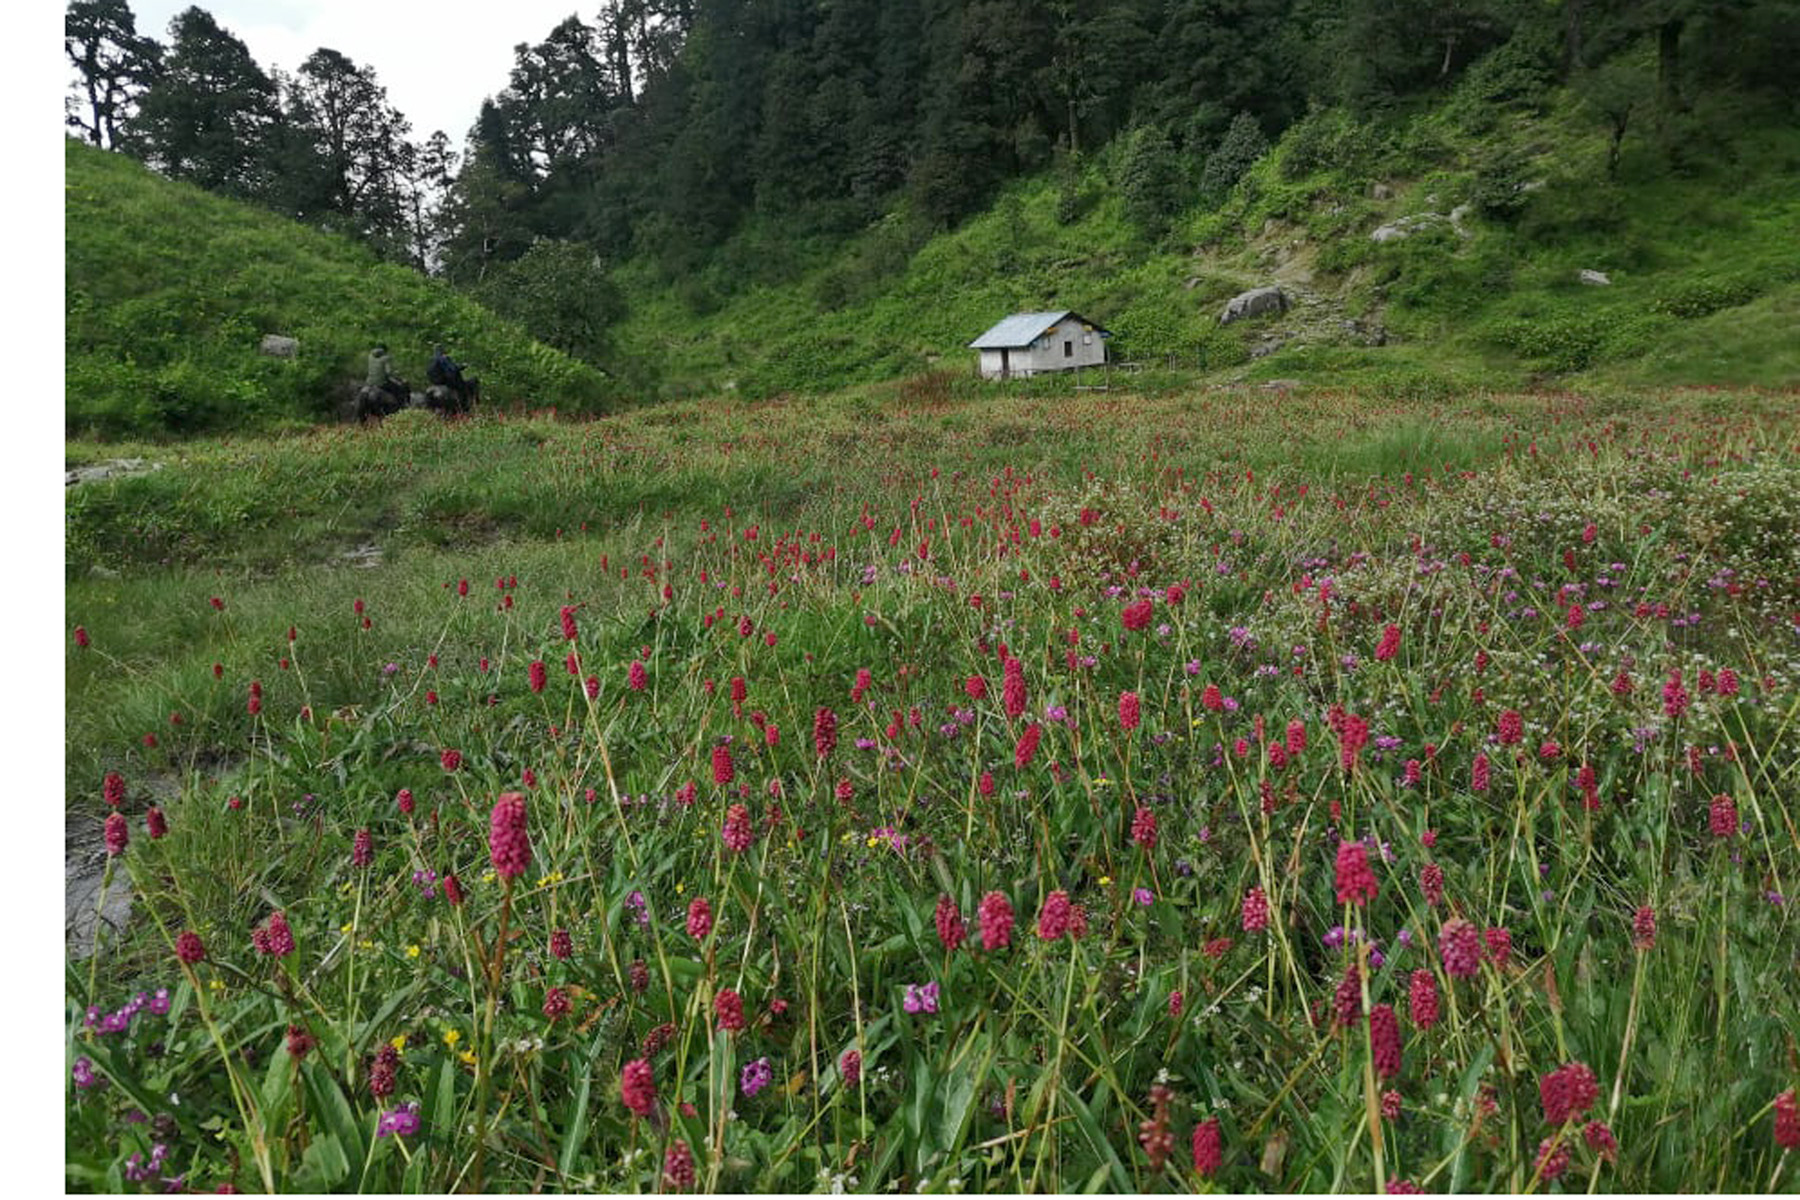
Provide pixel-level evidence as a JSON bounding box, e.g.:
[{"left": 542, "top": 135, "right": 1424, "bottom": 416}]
[
  {"left": 609, "top": 88, "right": 1800, "bottom": 398},
  {"left": 64, "top": 139, "right": 615, "bottom": 437}
]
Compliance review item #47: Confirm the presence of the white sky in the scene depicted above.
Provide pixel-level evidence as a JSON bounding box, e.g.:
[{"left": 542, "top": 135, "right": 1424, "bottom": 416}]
[{"left": 126, "top": 0, "right": 601, "bottom": 148}]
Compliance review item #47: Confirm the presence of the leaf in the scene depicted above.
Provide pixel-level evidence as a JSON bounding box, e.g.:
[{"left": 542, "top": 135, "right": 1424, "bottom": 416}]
[
  {"left": 937, "top": 1063, "right": 980, "bottom": 1155},
  {"left": 302, "top": 1061, "right": 369, "bottom": 1183},
  {"left": 558, "top": 1034, "right": 604, "bottom": 1183},
  {"left": 294, "top": 1133, "right": 350, "bottom": 1192}
]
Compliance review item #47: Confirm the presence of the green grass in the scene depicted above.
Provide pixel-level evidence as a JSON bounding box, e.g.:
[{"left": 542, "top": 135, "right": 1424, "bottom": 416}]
[{"left": 64, "top": 141, "right": 616, "bottom": 437}]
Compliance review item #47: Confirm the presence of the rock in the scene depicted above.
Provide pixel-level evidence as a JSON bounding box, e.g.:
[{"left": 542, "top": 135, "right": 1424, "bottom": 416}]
[
  {"left": 259, "top": 333, "right": 299, "bottom": 358},
  {"left": 1579, "top": 269, "right": 1612, "bottom": 286},
  {"left": 1183, "top": 276, "right": 1202, "bottom": 290},
  {"left": 1370, "top": 183, "right": 1394, "bottom": 200},
  {"left": 1259, "top": 378, "right": 1305, "bottom": 391},
  {"left": 1249, "top": 338, "right": 1285, "bottom": 359},
  {"left": 1371, "top": 213, "right": 1450, "bottom": 243},
  {"left": 65, "top": 458, "right": 162, "bottom": 487},
  {"left": 1219, "top": 286, "right": 1289, "bottom": 325}
]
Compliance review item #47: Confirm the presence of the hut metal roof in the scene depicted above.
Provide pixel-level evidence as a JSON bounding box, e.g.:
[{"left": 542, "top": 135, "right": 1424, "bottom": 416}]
[{"left": 969, "top": 311, "right": 1110, "bottom": 349}]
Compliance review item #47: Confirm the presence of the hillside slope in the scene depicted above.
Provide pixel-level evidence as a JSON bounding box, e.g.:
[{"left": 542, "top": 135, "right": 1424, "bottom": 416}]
[
  {"left": 64, "top": 140, "right": 615, "bottom": 437},
  {"left": 610, "top": 90, "right": 1800, "bottom": 398}
]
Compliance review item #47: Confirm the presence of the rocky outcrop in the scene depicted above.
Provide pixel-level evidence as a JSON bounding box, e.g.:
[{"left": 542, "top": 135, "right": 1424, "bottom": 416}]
[
  {"left": 1220, "top": 286, "right": 1289, "bottom": 325},
  {"left": 259, "top": 333, "right": 299, "bottom": 358}
]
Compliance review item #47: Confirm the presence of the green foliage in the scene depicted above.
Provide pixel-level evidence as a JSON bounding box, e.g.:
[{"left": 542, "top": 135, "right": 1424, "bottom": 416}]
[
  {"left": 1117, "top": 126, "right": 1183, "bottom": 237},
  {"left": 1199, "top": 112, "right": 1271, "bottom": 201},
  {"left": 65, "top": 140, "right": 616, "bottom": 437},
  {"left": 474, "top": 239, "right": 626, "bottom": 368},
  {"left": 1651, "top": 274, "right": 1762, "bottom": 319}
]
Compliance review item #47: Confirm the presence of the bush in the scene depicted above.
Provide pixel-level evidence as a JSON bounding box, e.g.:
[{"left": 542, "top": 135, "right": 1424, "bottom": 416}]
[{"left": 1651, "top": 275, "right": 1762, "bottom": 319}]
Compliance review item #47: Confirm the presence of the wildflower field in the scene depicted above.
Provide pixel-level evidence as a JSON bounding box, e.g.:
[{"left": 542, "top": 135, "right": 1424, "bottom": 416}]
[{"left": 64, "top": 384, "right": 1800, "bottom": 1192}]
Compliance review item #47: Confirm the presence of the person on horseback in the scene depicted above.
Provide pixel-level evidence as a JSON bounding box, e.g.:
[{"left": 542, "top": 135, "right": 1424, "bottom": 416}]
[
  {"left": 365, "top": 343, "right": 408, "bottom": 410},
  {"left": 427, "top": 343, "right": 475, "bottom": 413}
]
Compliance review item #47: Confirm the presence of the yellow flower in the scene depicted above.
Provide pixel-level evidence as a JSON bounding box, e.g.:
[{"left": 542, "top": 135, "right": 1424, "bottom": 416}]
[
  {"left": 406, "top": 944, "right": 421, "bottom": 959},
  {"left": 866, "top": 836, "right": 881, "bottom": 848},
  {"left": 481, "top": 870, "right": 497, "bottom": 885},
  {"left": 443, "top": 1029, "right": 462, "bottom": 1049},
  {"left": 1098, "top": 875, "right": 1113, "bottom": 887},
  {"left": 340, "top": 922, "right": 355, "bottom": 935},
  {"left": 390, "top": 1034, "right": 407, "bottom": 1053},
  {"left": 676, "top": 881, "right": 686, "bottom": 894},
  {"left": 458, "top": 1049, "right": 477, "bottom": 1066},
  {"left": 208, "top": 978, "right": 226, "bottom": 993},
  {"left": 1093, "top": 776, "right": 1111, "bottom": 786},
  {"left": 359, "top": 939, "right": 375, "bottom": 951}
]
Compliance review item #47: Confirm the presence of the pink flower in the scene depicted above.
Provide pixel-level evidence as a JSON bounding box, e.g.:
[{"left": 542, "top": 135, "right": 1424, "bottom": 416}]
[
  {"left": 1375, "top": 624, "right": 1401, "bottom": 661},
  {"left": 1122, "top": 599, "right": 1153, "bottom": 631},
  {"left": 1192, "top": 1116, "right": 1222, "bottom": 1178},
  {"left": 1776, "top": 1089, "right": 1800, "bottom": 1150},
  {"left": 146, "top": 807, "right": 167, "bottom": 840},
  {"left": 488, "top": 792, "right": 531, "bottom": 880},
  {"left": 1539, "top": 1062, "right": 1599, "bottom": 1125},
  {"left": 1497, "top": 709, "right": 1524, "bottom": 745},
  {"left": 103, "top": 772, "right": 125, "bottom": 809},
  {"left": 1002, "top": 657, "right": 1027, "bottom": 719},
  {"left": 715, "top": 987, "right": 746, "bottom": 1032},
  {"left": 1370, "top": 1003, "right": 1401, "bottom": 1079},
  {"left": 1285, "top": 719, "right": 1306, "bottom": 755},
  {"left": 1334, "top": 840, "right": 1378, "bottom": 906},
  {"left": 935, "top": 895, "right": 966, "bottom": 951},
  {"left": 978, "top": 890, "right": 1015, "bottom": 951},
  {"left": 722, "top": 804, "right": 754, "bottom": 853},
  {"left": 1471, "top": 752, "right": 1490, "bottom": 793},
  {"left": 1409, "top": 969, "right": 1440, "bottom": 1029},
  {"left": 560, "top": 605, "right": 578, "bottom": 641},
  {"left": 352, "top": 828, "right": 372, "bottom": 867},
  {"left": 839, "top": 1048, "right": 862, "bottom": 1087},
  {"left": 1333, "top": 963, "right": 1363, "bottom": 1027},
  {"left": 175, "top": 931, "right": 206, "bottom": 965},
  {"left": 550, "top": 928, "right": 572, "bottom": 960},
  {"left": 104, "top": 812, "right": 128, "bottom": 857},
  {"left": 1440, "top": 918, "right": 1482, "bottom": 978},
  {"left": 1132, "top": 806, "right": 1158, "bottom": 851},
  {"left": 628, "top": 661, "right": 647, "bottom": 691},
  {"left": 1483, "top": 926, "right": 1511, "bottom": 968},
  {"left": 1014, "top": 722, "right": 1042, "bottom": 768},
  {"left": 664, "top": 1140, "right": 695, "bottom": 1190},
  {"left": 620, "top": 1058, "right": 656, "bottom": 1117},
  {"left": 687, "top": 897, "right": 713, "bottom": 940},
  {"left": 1241, "top": 886, "right": 1269, "bottom": 932},
  {"left": 440, "top": 748, "right": 462, "bottom": 772},
  {"left": 528, "top": 660, "right": 548, "bottom": 694},
  {"left": 712, "top": 742, "right": 734, "bottom": 786},
  {"left": 1632, "top": 905, "right": 1656, "bottom": 950},
  {"left": 1037, "top": 890, "right": 1072, "bottom": 940},
  {"left": 1710, "top": 793, "right": 1738, "bottom": 838},
  {"left": 1534, "top": 1138, "right": 1570, "bottom": 1182},
  {"left": 1119, "top": 691, "right": 1140, "bottom": 732},
  {"left": 814, "top": 707, "right": 838, "bottom": 757},
  {"left": 543, "top": 986, "right": 571, "bottom": 1020}
]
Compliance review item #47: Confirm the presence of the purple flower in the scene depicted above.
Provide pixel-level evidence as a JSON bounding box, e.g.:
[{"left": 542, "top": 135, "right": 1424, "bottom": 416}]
[
  {"left": 148, "top": 988, "right": 171, "bottom": 1016},
  {"left": 740, "top": 1056, "right": 773, "bottom": 1098},
  {"left": 1133, "top": 887, "right": 1154, "bottom": 906},
  {"left": 71, "top": 1057, "right": 100, "bottom": 1089},
  {"left": 903, "top": 982, "right": 940, "bottom": 1014},
  {"left": 377, "top": 1102, "right": 421, "bottom": 1138}
]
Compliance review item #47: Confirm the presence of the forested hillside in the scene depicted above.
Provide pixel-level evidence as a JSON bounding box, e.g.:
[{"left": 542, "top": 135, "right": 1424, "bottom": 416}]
[{"left": 65, "top": 0, "right": 1800, "bottom": 417}]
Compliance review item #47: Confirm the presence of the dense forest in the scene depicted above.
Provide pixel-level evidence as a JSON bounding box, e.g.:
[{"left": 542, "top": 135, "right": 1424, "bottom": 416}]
[{"left": 66, "top": 0, "right": 1800, "bottom": 378}]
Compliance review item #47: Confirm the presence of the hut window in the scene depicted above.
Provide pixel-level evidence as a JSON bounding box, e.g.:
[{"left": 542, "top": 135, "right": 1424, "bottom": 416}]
[{"left": 1063, "top": 340, "right": 1073, "bottom": 357}]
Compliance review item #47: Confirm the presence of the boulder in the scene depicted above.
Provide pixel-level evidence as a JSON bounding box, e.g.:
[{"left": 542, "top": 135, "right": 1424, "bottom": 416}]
[
  {"left": 1578, "top": 269, "right": 1612, "bottom": 286},
  {"left": 1371, "top": 213, "right": 1449, "bottom": 243},
  {"left": 1219, "top": 286, "right": 1289, "bottom": 325},
  {"left": 259, "top": 334, "right": 299, "bottom": 358}
]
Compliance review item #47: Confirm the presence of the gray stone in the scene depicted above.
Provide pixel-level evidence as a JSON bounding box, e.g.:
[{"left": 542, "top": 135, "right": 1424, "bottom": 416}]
[
  {"left": 1370, "top": 182, "right": 1394, "bottom": 201},
  {"left": 1579, "top": 269, "right": 1612, "bottom": 286},
  {"left": 1219, "top": 286, "right": 1289, "bottom": 325},
  {"left": 1371, "top": 212, "right": 1454, "bottom": 243},
  {"left": 65, "top": 458, "right": 162, "bottom": 487},
  {"left": 259, "top": 333, "right": 299, "bottom": 358}
]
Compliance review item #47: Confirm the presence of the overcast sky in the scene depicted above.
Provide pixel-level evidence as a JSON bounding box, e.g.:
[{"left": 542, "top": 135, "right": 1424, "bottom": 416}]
[{"left": 124, "top": 0, "right": 598, "bottom": 149}]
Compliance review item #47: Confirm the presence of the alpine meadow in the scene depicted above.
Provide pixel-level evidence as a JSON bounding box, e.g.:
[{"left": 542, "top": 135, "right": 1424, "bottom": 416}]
[{"left": 63, "top": 0, "right": 1800, "bottom": 1193}]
